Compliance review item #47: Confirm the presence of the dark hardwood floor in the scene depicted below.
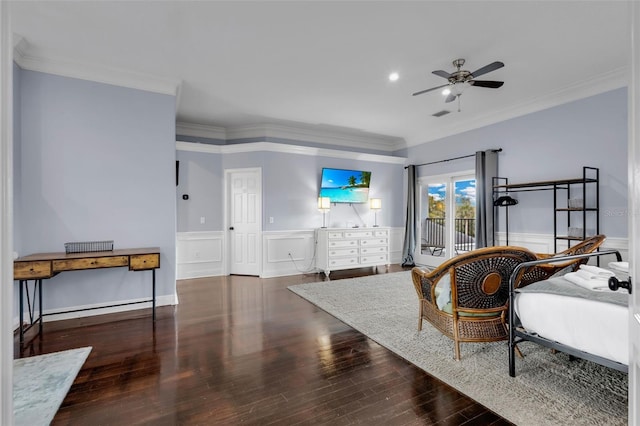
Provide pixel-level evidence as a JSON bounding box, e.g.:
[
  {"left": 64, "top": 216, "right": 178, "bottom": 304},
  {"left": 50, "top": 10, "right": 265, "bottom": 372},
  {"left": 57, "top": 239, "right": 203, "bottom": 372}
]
[{"left": 16, "top": 265, "right": 512, "bottom": 425}]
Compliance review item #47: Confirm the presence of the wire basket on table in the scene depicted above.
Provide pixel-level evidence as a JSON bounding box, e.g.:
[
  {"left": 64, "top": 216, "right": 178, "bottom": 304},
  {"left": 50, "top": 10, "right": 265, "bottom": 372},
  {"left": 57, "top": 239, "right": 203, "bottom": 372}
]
[{"left": 64, "top": 240, "right": 114, "bottom": 254}]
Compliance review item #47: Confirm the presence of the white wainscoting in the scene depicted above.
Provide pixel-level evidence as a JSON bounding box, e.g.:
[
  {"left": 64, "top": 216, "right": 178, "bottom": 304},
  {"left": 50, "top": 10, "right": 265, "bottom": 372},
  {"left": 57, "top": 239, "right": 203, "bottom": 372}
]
[
  {"left": 176, "top": 230, "right": 626, "bottom": 279},
  {"left": 261, "top": 227, "right": 406, "bottom": 278},
  {"left": 176, "top": 231, "right": 225, "bottom": 279},
  {"left": 177, "top": 228, "right": 406, "bottom": 279},
  {"left": 495, "top": 232, "right": 629, "bottom": 261},
  {"left": 261, "top": 230, "right": 318, "bottom": 278},
  {"left": 389, "top": 227, "right": 404, "bottom": 264}
]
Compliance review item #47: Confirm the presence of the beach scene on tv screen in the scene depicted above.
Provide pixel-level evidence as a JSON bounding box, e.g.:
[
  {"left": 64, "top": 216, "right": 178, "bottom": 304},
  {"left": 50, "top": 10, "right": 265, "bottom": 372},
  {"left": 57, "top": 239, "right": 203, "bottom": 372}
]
[{"left": 319, "top": 168, "right": 371, "bottom": 203}]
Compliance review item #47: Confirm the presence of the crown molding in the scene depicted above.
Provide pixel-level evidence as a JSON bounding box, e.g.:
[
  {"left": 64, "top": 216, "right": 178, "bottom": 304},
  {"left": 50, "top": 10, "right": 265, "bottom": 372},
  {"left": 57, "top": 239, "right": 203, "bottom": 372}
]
[
  {"left": 12, "top": 35, "right": 181, "bottom": 97},
  {"left": 409, "top": 66, "right": 628, "bottom": 146},
  {"left": 176, "top": 122, "right": 227, "bottom": 140},
  {"left": 176, "top": 140, "right": 407, "bottom": 165},
  {"left": 225, "top": 122, "right": 406, "bottom": 152}
]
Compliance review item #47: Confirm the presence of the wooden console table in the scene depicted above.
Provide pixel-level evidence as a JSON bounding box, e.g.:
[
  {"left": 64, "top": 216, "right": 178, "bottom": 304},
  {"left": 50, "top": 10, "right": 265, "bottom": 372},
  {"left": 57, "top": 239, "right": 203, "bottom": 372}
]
[{"left": 14, "top": 247, "right": 160, "bottom": 344}]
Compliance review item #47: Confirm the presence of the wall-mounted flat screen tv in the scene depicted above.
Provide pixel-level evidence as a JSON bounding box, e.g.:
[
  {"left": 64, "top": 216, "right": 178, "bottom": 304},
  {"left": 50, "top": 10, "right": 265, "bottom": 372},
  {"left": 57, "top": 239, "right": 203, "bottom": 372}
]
[{"left": 319, "top": 168, "right": 372, "bottom": 203}]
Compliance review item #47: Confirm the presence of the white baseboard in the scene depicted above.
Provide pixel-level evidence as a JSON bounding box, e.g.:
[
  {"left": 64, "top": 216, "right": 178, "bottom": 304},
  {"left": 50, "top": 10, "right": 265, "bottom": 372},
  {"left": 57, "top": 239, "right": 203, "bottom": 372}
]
[
  {"left": 41, "top": 294, "right": 177, "bottom": 323},
  {"left": 12, "top": 293, "right": 177, "bottom": 330}
]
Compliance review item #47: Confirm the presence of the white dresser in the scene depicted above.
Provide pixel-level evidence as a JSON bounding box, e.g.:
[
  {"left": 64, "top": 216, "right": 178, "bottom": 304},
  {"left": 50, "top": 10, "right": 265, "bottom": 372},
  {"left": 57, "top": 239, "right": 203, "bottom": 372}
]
[{"left": 316, "top": 227, "right": 390, "bottom": 276}]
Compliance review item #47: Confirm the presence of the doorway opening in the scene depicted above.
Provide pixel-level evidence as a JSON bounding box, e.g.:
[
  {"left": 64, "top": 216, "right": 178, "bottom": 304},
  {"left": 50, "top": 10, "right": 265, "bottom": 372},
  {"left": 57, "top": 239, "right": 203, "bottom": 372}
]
[{"left": 416, "top": 172, "right": 476, "bottom": 267}]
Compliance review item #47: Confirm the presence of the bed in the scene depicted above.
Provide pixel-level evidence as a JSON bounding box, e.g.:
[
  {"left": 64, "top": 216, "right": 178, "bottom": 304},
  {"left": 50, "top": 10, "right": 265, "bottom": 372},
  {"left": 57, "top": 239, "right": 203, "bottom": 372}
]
[{"left": 508, "top": 249, "right": 630, "bottom": 377}]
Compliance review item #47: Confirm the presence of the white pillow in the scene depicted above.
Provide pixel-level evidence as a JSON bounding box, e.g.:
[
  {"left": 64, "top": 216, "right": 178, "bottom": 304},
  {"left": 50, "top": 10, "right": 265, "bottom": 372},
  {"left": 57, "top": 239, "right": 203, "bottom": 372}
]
[{"left": 435, "top": 272, "right": 451, "bottom": 310}]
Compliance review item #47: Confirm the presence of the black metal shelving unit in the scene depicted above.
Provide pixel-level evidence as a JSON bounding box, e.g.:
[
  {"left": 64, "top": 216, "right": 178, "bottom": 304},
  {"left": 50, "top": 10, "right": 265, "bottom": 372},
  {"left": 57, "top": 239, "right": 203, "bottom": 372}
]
[{"left": 492, "top": 167, "right": 600, "bottom": 253}]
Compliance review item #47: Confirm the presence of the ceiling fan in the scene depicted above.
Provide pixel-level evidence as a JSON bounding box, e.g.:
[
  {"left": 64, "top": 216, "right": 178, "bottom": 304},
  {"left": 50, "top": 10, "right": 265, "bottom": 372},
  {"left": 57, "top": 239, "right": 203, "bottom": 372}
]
[{"left": 413, "top": 59, "right": 504, "bottom": 111}]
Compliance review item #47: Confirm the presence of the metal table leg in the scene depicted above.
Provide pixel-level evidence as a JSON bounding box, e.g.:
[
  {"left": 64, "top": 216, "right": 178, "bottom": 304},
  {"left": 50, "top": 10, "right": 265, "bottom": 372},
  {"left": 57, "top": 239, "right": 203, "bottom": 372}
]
[{"left": 152, "top": 269, "right": 156, "bottom": 321}]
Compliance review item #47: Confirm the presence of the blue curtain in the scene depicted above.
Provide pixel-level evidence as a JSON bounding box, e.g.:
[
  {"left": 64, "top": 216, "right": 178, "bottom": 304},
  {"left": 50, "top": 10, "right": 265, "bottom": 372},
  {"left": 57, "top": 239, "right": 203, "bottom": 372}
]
[
  {"left": 402, "top": 165, "right": 417, "bottom": 266},
  {"left": 475, "top": 150, "right": 498, "bottom": 248}
]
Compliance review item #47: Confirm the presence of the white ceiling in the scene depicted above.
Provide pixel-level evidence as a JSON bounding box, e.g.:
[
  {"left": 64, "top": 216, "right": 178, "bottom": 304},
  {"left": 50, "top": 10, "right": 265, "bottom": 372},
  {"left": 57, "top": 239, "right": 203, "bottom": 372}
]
[{"left": 9, "top": 1, "right": 630, "bottom": 150}]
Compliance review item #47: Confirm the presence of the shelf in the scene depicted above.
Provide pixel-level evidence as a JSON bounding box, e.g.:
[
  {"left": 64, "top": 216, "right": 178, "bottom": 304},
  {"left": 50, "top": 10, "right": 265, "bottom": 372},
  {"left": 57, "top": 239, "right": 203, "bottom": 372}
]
[
  {"left": 556, "top": 236, "right": 593, "bottom": 241},
  {"left": 555, "top": 208, "right": 599, "bottom": 212},
  {"left": 493, "top": 177, "right": 598, "bottom": 192}
]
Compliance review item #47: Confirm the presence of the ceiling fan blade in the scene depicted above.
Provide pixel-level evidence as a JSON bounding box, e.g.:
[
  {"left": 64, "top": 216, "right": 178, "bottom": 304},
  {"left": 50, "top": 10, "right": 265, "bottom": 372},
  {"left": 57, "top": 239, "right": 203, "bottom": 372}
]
[
  {"left": 412, "top": 83, "right": 449, "bottom": 96},
  {"left": 445, "top": 94, "right": 457, "bottom": 103},
  {"left": 432, "top": 70, "right": 451, "bottom": 79},
  {"left": 470, "top": 80, "right": 504, "bottom": 88},
  {"left": 470, "top": 61, "right": 504, "bottom": 78}
]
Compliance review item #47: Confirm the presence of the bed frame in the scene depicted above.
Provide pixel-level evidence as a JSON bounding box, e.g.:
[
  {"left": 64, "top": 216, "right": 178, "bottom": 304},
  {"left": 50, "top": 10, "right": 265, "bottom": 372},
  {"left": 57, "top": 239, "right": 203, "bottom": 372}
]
[{"left": 508, "top": 249, "right": 630, "bottom": 377}]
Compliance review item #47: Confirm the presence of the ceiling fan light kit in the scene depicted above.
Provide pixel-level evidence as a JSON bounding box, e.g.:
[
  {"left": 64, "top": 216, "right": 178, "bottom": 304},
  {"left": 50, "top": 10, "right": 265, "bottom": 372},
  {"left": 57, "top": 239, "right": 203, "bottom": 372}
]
[{"left": 413, "top": 58, "right": 504, "bottom": 113}]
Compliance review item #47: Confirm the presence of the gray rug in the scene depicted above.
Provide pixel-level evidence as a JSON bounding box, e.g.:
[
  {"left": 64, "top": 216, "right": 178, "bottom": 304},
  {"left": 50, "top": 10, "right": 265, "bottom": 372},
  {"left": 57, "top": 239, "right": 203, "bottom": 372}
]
[
  {"left": 288, "top": 272, "right": 628, "bottom": 426},
  {"left": 14, "top": 347, "right": 92, "bottom": 426}
]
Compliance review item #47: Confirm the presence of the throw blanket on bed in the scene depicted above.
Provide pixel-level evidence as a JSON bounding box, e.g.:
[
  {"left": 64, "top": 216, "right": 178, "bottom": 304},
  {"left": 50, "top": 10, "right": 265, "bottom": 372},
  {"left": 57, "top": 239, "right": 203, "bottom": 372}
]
[{"left": 517, "top": 276, "right": 628, "bottom": 307}]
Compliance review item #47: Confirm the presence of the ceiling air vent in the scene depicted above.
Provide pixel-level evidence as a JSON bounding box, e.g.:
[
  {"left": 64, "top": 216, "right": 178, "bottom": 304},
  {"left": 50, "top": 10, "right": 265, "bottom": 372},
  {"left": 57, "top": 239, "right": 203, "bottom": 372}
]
[{"left": 432, "top": 110, "right": 450, "bottom": 117}]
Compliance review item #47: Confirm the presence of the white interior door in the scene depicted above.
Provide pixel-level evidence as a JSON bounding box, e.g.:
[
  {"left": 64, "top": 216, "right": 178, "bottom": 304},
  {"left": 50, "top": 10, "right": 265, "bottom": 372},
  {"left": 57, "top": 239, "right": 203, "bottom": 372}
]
[
  {"left": 226, "top": 168, "right": 261, "bottom": 276},
  {"left": 628, "top": 2, "right": 639, "bottom": 422}
]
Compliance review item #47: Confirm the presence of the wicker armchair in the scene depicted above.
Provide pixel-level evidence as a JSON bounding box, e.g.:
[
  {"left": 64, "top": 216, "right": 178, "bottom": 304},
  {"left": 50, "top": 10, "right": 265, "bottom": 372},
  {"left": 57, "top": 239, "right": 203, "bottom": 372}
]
[
  {"left": 521, "top": 235, "right": 607, "bottom": 285},
  {"left": 411, "top": 246, "right": 538, "bottom": 360}
]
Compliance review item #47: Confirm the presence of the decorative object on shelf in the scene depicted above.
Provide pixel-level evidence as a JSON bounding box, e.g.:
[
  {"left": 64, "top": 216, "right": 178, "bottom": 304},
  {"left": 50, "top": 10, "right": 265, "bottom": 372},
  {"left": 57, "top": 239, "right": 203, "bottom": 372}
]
[
  {"left": 318, "top": 197, "right": 331, "bottom": 228},
  {"left": 64, "top": 240, "right": 114, "bottom": 254},
  {"left": 369, "top": 198, "right": 382, "bottom": 227},
  {"left": 493, "top": 195, "right": 518, "bottom": 207}
]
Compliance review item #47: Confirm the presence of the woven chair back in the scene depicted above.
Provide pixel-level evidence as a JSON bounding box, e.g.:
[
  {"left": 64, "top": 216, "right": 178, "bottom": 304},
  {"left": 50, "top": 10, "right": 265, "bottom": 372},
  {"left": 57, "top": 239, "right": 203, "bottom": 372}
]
[{"left": 452, "top": 248, "right": 538, "bottom": 310}]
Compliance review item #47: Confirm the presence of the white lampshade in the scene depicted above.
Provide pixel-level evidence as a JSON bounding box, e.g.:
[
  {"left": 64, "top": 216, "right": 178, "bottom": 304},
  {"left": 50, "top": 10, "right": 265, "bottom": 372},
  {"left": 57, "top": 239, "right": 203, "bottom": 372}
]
[
  {"left": 451, "top": 81, "right": 470, "bottom": 96},
  {"left": 369, "top": 198, "right": 382, "bottom": 210},
  {"left": 318, "top": 197, "right": 331, "bottom": 210}
]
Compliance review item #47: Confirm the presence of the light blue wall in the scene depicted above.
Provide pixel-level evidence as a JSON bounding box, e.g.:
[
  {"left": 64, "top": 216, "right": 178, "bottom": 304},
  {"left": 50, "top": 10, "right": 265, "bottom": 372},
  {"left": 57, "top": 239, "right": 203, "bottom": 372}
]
[
  {"left": 17, "top": 70, "right": 177, "bottom": 311},
  {"left": 175, "top": 148, "right": 405, "bottom": 232},
  {"left": 401, "top": 88, "right": 628, "bottom": 239},
  {"left": 176, "top": 150, "right": 223, "bottom": 232}
]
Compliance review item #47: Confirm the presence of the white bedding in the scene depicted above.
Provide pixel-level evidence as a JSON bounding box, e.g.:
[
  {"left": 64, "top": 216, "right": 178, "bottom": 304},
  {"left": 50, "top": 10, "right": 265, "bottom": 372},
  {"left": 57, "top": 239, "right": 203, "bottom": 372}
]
[{"left": 514, "top": 276, "right": 629, "bottom": 366}]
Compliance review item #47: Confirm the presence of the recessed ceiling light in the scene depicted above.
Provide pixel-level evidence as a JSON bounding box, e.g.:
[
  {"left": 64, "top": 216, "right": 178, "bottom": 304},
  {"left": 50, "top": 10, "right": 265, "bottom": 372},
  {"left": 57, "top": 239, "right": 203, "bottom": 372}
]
[{"left": 388, "top": 72, "right": 399, "bottom": 82}]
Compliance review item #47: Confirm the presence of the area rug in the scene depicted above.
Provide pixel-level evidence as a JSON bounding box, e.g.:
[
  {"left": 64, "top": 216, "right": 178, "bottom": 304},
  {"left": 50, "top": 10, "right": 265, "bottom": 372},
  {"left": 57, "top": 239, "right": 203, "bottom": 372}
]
[
  {"left": 288, "top": 272, "right": 628, "bottom": 426},
  {"left": 14, "top": 347, "right": 92, "bottom": 426}
]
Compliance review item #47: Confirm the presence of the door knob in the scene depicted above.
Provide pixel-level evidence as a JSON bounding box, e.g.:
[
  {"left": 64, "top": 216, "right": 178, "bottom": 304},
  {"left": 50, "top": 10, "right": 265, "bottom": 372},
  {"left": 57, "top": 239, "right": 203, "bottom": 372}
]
[
  {"left": 608, "top": 276, "right": 632, "bottom": 294},
  {"left": 229, "top": 227, "right": 234, "bottom": 230}
]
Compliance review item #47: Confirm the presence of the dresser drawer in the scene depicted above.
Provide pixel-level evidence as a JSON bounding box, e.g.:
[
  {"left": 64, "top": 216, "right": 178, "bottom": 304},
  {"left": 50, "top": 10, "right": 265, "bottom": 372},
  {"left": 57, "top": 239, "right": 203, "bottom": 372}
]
[
  {"left": 54, "top": 256, "right": 129, "bottom": 271},
  {"left": 344, "top": 230, "right": 373, "bottom": 238},
  {"left": 328, "top": 248, "right": 359, "bottom": 258},
  {"left": 328, "top": 231, "right": 345, "bottom": 239},
  {"left": 360, "top": 238, "right": 388, "bottom": 247},
  {"left": 14, "top": 261, "right": 53, "bottom": 279},
  {"left": 360, "top": 246, "right": 387, "bottom": 255},
  {"left": 328, "top": 239, "right": 358, "bottom": 248},
  {"left": 329, "top": 257, "right": 359, "bottom": 267},
  {"left": 374, "top": 230, "right": 389, "bottom": 237},
  {"left": 360, "top": 254, "right": 388, "bottom": 264},
  {"left": 130, "top": 254, "right": 160, "bottom": 270}
]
